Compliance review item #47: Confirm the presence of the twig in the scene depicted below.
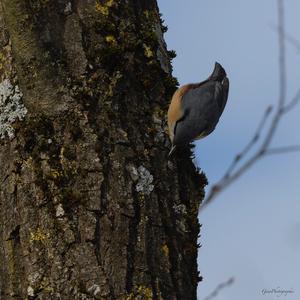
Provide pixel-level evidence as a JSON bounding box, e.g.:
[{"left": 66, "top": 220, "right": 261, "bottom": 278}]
[
  {"left": 270, "top": 23, "right": 300, "bottom": 114},
  {"left": 260, "top": 0, "right": 286, "bottom": 151},
  {"left": 223, "top": 105, "right": 272, "bottom": 179},
  {"left": 266, "top": 145, "right": 300, "bottom": 155},
  {"left": 203, "top": 277, "right": 234, "bottom": 300},
  {"left": 270, "top": 24, "right": 300, "bottom": 54},
  {"left": 201, "top": 0, "right": 299, "bottom": 210},
  {"left": 283, "top": 87, "right": 300, "bottom": 114},
  {"left": 277, "top": 0, "right": 286, "bottom": 109}
]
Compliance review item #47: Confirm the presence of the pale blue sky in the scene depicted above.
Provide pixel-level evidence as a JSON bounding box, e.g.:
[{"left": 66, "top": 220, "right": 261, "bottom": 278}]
[{"left": 157, "top": 1, "right": 300, "bottom": 299}]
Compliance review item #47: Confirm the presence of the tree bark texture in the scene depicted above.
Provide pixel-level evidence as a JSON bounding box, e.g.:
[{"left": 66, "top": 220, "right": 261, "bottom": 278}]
[{"left": 0, "top": 1, "right": 207, "bottom": 299}]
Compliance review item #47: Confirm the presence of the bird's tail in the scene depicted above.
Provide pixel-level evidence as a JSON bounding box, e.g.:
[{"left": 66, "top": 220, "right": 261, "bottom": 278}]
[{"left": 209, "top": 62, "right": 227, "bottom": 82}]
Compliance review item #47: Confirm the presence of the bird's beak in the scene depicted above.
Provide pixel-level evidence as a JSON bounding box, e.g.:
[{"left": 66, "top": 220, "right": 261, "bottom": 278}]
[{"left": 168, "top": 145, "right": 177, "bottom": 157}]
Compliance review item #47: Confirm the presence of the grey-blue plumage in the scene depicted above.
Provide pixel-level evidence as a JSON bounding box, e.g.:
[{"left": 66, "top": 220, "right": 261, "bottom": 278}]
[{"left": 172, "top": 62, "right": 229, "bottom": 146}]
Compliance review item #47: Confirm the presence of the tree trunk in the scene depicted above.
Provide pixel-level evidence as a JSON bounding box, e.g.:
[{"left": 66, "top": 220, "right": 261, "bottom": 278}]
[{"left": 0, "top": 1, "right": 206, "bottom": 299}]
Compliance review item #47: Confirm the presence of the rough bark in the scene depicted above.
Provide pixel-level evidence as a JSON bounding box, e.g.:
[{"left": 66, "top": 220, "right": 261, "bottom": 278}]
[{"left": 0, "top": 1, "right": 206, "bottom": 299}]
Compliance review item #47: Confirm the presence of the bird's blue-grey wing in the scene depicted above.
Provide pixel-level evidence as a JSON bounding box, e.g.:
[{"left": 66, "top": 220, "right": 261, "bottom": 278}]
[
  {"left": 191, "top": 80, "right": 229, "bottom": 132},
  {"left": 174, "top": 78, "right": 230, "bottom": 145},
  {"left": 174, "top": 82, "right": 219, "bottom": 144}
]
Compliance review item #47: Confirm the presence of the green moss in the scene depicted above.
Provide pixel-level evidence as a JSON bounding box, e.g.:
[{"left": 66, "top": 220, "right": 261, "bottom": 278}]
[
  {"left": 38, "top": 276, "right": 53, "bottom": 294},
  {"left": 30, "top": 0, "right": 50, "bottom": 11},
  {"left": 29, "top": 228, "right": 50, "bottom": 243},
  {"left": 163, "top": 75, "right": 179, "bottom": 98},
  {"left": 143, "top": 44, "right": 154, "bottom": 58},
  {"left": 0, "top": 51, "right": 6, "bottom": 71},
  {"left": 95, "top": 0, "right": 117, "bottom": 16},
  {"left": 48, "top": 169, "right": 63, "bottom": 180},
  {"left": 138, "top": 192, "right": 145, "bottom": 204},
  {"left": 161, "top": 244, "right": 169, "bottom": 257},
  {"left": 105, "top": 35, "right": 117, "bottom": 45},
  {"left": 89, "top": 0, "right": 161, "bottom": 73},
  {"left": 120, "top": 285, "right": 153, "bottom": 300}
]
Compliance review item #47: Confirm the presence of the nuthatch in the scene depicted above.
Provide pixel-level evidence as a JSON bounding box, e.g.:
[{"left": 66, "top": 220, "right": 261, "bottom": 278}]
[{"left": 167, "top": 62, "right": 229, "bottom": 156}]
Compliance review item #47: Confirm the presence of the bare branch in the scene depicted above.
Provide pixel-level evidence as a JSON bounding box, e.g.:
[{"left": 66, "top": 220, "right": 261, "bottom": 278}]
[
  {"left": 260, "top": 0, "right": 286, "bottom": 150},
  {"left": 203, "top": 151, "right": 263, "bottom": 209},
  {"left": 203, "top": 277, "right": 235, "bottom": 300},
  {"left": 283, "top": 87, "right": 300, "bottom": 114},
  {"left": 270, "top": 24, "right": 300, "bottom": 54},
  {"left": 224, "top": 105, "right": 272, "bottom": 179},
  {"left": 277, "top": 0, "right": 286, "bottom": 109},
  {"left": 201, "top": 0, "right": 300, "bottom": 210},
  {"left": 270, "top": 21, "right": 300, "bottom": 114},
  {"left": 266, "top": 145, "right": 300, "bottom": 155}
]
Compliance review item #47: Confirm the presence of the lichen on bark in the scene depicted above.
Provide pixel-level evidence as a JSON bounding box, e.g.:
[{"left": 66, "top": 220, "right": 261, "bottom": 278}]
[{"left": 0, "top": 78, "right": 27, "bottom": 139}]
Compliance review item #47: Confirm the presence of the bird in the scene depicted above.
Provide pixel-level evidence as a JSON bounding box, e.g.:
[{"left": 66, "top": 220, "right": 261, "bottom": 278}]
[{"left": 167, "top": 62, "right": 229, "bottom": 156}]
